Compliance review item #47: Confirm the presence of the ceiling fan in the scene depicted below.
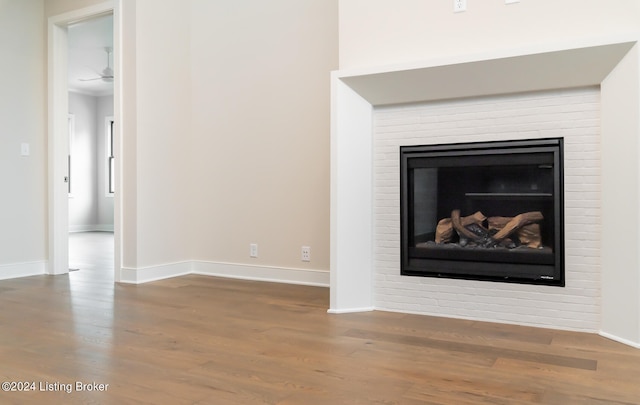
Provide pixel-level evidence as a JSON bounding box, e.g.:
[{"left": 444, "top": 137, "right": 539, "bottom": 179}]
[{"left": 79, "top": 47, "right": 114, "bottom": 82}]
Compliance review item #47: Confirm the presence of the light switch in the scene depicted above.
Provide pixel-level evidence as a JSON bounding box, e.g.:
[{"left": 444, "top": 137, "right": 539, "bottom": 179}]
[
  {"left": 454, "top": 0, "right": 467, "bottom": 12},
  {"left": 21, "top": 143, "right": 30, "bottom": 156}
]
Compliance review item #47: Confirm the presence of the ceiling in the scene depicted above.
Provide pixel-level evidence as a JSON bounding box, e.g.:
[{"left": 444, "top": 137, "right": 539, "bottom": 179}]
[{"left": 67, "top": 13, "right": 114, "bottom": 96}]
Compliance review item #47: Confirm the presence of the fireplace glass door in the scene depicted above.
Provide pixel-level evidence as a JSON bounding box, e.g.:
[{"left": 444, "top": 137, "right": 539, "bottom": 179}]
[{"left": 400, "top": 138, "right": 564, "bottom": 286}]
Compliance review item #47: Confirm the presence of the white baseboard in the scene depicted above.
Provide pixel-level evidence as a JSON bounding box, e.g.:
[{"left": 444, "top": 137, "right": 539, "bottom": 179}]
[
  {"left": 0, "top": 261, "right": 46, "bottom": 280},
  {"left": 599, "top": 331, "right": 640, "bottom": 349},
  {"left": 69, "top": 224, "right": 114, "bottom": 233},
  {"left": 119, "top": 261, "right": 329, "bottom": 287},
  {"left": 0, "top": 258, "right": 328, "bottom": 290},
  {"left": 120, "top": 261, "right": 192, "bottom": 284},
  {"left": 192, "top": 261, "right": 329, "bottom": 287},
  {"left": 327, "top": 307, "right": 375, "bottom": 314},
  {"left": 69, "top": 225, "right": 94, "bottom": 233}
]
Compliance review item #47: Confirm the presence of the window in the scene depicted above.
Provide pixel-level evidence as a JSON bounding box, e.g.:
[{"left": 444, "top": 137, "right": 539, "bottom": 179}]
[{"left": 106, "top": 117, "right": 115, "bottom": 195}]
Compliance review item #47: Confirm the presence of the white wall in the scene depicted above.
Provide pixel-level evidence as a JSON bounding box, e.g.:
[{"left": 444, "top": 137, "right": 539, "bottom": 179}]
[
  {"left": 119, "top": 0, "right": 138, "bottom": 270},
  {"left": 68, "top": 92, "right": 114, "bottom": 232},
  {"left": 45, "top": 0, "right": 106, "bottom": 16},
  {"left": 0, "top": 0, "right": 47, "bottom": 278},
  {"left": 20, "top": 0, "right": 337, "bottom": 284},
  {"left": 126, "top": 0, "right": 192, "bottom": 270},
  {"left": 189, "top": 0, "right": 337, "bottom": 274},
  {"left": 116, "top": 0, "right": 338, "bottom": 283},
  {"left": 68, "top": 92, "right": 99, "bottom": 230},
  {"left": 601, "top": 44, "right": 640, "bottom": 345},
  {"left": 0, "top": 0, "right": 338, "bottom": 282},
  {"left": 339, "top": 0, "right": 640, "bottom": 69}
]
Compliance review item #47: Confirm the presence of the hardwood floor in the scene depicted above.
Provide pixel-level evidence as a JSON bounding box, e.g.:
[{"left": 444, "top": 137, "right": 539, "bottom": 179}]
[{"left": 0, "top": 232, "right": 639, "bottom": 404}]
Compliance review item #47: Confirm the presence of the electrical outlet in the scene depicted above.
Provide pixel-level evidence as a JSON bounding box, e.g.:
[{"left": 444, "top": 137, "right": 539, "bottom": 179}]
[
  {"left": 453, "top": 0, "right": 466, "bottom": 13},
  {"left": 301, "top": 246, "right": 311, "bottom": 262},
  {"left": 250, "top": 243, "right": 258, "bottom": 258}
]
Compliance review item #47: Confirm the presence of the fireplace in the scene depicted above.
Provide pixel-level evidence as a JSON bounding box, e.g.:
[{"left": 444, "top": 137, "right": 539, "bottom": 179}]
[
  {"left": 400, "top": 138, "right": 564, "bottom": 286},
  {"left": 331, "top": 42, "right": 640, "bottom": 344}
]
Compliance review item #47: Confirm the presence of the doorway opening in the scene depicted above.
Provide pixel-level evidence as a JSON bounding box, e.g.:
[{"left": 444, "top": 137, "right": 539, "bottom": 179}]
[
  {"left": 67, "top": 14, "right": 114, "bottom": 280},
  {"left": 48, "top": 2, "right": 121, "bottom": 282}
]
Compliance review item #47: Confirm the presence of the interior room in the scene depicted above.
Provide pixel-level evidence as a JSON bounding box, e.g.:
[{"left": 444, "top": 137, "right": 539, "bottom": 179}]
[
  {"left": 66, "top": 13, "right": 115, "bottom": 277},
  {"left": 1, "top": 0, "right": 639, "bottom": 402}
]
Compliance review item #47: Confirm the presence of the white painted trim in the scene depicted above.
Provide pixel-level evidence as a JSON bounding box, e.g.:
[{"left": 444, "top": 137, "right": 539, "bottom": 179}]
[
  {"left": 69, "top": 225, "right": 114, "bottom": 233},
  {"left": 193, "top": 261, "right": 330, "bottom": 287},
  {"left": 329, "top": 74, "right": 374, "bottom": 312},
  {"left": 0, "top": 261, "right": 46, "bottom": 280},
  {"left": 48, "top": 17, "right": 70, "bottom": 275},
  {"left": 335, "top": 33, "right": 640, "bottom": 80},
  {"left": 120, "top": 262, "right": 192, "bottom": 284},
  {"left": 327, "top": 307, "right": 375, "bottom": 314},
  {"left": 112, "top": 0, "right": 123, "bottom": 283},
  {"left": 48, "top": 2, "right": 113, "bottom": 25},
  {"left": 379, "top": 307, "right": 598, "bottom": 334},
  {"left": 118, "top": 261, "right": 329, "bottom": 287},
  {"left": 599, "top": 331, "right": 640, "bottom": 349},
  {"left": 339, "top": 43, "right": 634, "bottom": 106},
  {"left": 48, "top": 1, "right": 119, "bottom": 281}
]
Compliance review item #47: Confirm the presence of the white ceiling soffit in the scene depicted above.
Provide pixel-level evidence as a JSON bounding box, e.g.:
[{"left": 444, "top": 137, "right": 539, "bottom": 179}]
[
  {"left": 339, "top": 42, "right": 636, "bottom": 106},
  {"left": 67, "top": 13, "right": 114, "bottom": 97}
]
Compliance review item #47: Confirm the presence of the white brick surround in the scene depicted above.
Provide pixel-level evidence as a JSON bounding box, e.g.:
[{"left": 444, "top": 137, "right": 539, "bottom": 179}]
[
  {"left": 373, "top": 88, "right": 601, "bottom": 331},
  {"left": 331, "top": 41, "right": 640, "bottom": 347}
]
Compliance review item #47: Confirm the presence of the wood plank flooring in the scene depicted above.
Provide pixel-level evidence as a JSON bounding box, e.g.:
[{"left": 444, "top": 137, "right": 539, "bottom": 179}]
[{"left": 0, "top": 232, "right": 638, "bottom": 404}]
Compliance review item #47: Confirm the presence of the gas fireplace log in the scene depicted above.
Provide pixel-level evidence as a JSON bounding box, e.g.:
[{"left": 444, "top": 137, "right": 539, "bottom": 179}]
[
  {"left": 435, "top": 219, "right": 453, "bottom": 243},
  {"left": 450, "top": 210, "right": 493, "bottom": 245},
  {"left": 450, "top": 210, "right": 475, "bottom": 245},
  {"left": 487, "top": 216, "right": 511, "bottom": 230},
  {"left": 445, "top": 210, "right": 543, "bottom": 248},
  {"left": 436, "top": 211, "right": 486, "bottom": 243},
  {"left": 517, "top": 223, "right": 542, "bottom": 248},
  {"left": 491, "top": 211, "right": 544, "bottom": 242},
  {"left": 451, "top": 209, "right": 524, "bottom": 248},
  {"left": 435, "top": 219, "right": 454, "bottom": 243},
  {"left": 488, "top": 217, "right": 542, "bottom": 248},
  {"left": 464, "top": 223, "right": 516, "bottom": 248}
]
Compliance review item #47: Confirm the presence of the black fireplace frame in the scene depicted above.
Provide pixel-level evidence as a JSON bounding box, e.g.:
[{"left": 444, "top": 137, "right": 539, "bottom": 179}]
[{"left": 400, "top": 138, "right": 564, "bottom": 286}]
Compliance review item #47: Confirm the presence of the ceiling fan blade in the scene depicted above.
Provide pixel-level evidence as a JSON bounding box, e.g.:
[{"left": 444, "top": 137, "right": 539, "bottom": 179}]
[{"left": 77, "top": 48, "right": 114, "bottom": 84}]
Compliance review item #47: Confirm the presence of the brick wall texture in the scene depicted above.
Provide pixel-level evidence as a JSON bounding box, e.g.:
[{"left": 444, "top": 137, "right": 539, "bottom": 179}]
[{"left": 373, "top": 87, "right": 601, "bottom": 332}]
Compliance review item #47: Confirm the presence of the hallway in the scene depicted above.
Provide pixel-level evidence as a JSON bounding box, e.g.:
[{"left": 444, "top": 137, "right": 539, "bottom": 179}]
[{"left": 69, "top": 231, "right": 114, "bottom": 285}]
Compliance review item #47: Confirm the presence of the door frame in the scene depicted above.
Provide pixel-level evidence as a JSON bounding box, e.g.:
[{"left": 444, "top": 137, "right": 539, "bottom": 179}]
[{"left": 47, "top": 1, "right": 122, "bottom": 281}]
